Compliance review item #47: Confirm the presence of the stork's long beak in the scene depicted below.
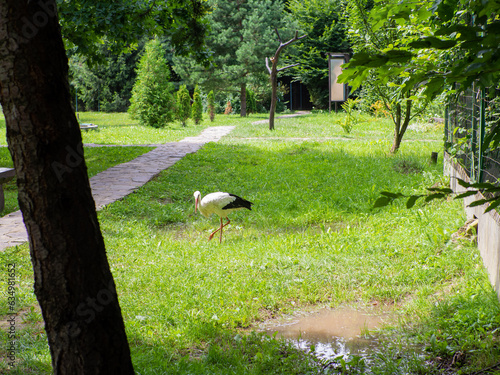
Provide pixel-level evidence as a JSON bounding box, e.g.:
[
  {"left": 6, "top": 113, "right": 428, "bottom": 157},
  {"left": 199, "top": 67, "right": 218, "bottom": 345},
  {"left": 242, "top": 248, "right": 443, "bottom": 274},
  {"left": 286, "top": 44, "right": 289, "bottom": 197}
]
[{"left": 194, "top": 197, "right": 198, "bottom": 214}]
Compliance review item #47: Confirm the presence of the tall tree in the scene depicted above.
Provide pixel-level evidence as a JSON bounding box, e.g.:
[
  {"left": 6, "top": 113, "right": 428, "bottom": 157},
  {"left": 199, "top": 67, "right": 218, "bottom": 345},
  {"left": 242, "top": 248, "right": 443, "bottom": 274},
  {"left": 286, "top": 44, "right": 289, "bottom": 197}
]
[
  {"left": 339, "top": 0, "right": 431, "bottom": 153},
  {"left": 173, "top": 0, "right": 292, "bottom": 116},
  {"left": 0, "top": 1, "right": 134, "bottom": 372},
  {"left": 176, "top": 84, "right": 191, "bottom": 126},
  {"left": 266, "top": 30, "right": 306, "bottom": 130},
  {"left": 129, "top": 38, "right": 175, "bottom": 128},
  {"left": 0, "top": 0, "right": 207, "bottom": 372},
  {"left": 192, "top": 84, "right": 203, "bottom": 125}
]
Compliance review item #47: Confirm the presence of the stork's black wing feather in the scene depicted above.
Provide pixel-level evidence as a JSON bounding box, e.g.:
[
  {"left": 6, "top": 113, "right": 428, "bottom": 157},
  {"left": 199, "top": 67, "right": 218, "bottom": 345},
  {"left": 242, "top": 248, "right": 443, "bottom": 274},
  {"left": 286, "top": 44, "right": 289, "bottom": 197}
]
[{"left": 223, "top": 193, "right": 253, "bottom": 210}]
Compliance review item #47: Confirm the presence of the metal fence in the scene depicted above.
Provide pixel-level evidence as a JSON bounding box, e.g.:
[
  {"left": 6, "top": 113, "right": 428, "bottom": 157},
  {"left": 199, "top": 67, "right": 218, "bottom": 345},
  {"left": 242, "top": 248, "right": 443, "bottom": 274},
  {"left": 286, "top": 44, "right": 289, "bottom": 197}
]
[{"left": 445, "top": 85, "right": 500, "bottom": 184}]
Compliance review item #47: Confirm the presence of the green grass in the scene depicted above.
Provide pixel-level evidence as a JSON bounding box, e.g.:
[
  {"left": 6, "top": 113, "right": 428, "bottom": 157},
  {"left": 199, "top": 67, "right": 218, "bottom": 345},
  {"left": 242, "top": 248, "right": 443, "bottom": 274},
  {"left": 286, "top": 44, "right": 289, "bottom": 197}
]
[
  {"left": 77, "top": 112, "right": 212, "bottom": 145},
  {"left": 0, "top": 111, "right": 212, "bottom": 146},
  {"left": 1, "top": 111, "right": 499, "bottom": 374}
]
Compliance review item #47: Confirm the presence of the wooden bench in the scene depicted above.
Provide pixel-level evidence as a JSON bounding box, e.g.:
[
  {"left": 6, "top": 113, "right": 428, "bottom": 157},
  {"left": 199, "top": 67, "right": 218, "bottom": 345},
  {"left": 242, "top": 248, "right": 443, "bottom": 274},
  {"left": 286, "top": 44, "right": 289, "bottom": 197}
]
[{"left": 0, "top": 168, "right": 15, "bottom": 212}]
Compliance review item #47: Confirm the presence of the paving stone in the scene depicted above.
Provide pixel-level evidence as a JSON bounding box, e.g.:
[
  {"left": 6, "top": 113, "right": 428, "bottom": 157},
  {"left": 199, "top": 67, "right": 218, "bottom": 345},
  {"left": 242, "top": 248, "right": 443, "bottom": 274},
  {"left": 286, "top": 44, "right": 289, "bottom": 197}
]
[{"left": 0, "top": 126, "right": 235, "bottom": 251}]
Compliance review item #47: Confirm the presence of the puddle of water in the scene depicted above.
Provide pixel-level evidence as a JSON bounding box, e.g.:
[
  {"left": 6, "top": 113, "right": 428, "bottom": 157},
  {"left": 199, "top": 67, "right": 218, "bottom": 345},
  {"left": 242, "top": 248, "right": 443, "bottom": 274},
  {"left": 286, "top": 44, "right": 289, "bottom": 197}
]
[{"left": 259, "top": 307, "right": 388, "bottom": 360}]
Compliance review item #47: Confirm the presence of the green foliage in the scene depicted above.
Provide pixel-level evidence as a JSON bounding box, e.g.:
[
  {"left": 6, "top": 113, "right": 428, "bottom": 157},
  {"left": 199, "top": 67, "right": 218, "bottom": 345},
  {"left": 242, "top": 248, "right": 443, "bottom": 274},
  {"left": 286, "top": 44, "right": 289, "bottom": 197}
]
[
  {"left": 176, "top": 85, "right": 191, "bottom": 126},
  {"left": 373, "top": 177, "right": 500, "bottom": 212},
  {"left": 341, "top": 0, "right": 500, "bottom": 99},
  {"left": 287, "top": 0, "right": 350, "bottom": 109},
  {"left": 191, "top": 85, "right": 203, "bottom": 125},
  {"left": 128, "top": 39, "right": 175, "bottom": 128},
  {"left": 207, "top": 90, "right": 215, "bottom": 122},
  {"left": 246, "top": 89, "right": 257, "bottom": 114},
  {"left": 340, "top": 98, "right": 362, "bottom": 133},
  {"left": 68, "top": 44, "right": 140, "bottom": 112},
  {"left": 173, "top": 0, "right": 291, "bottom": 115},
  {"left": 58, "top": 0, "right": 209, "bottom": 63},
  {"left": 340, "top": 0, "right": 434, "bottom": 152}
]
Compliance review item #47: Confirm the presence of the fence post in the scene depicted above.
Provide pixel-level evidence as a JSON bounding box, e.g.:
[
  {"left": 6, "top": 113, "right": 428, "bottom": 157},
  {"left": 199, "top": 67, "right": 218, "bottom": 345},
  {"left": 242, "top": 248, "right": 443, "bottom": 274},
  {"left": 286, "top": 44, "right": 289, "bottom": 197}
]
[
  {"left": 471, "top": 86, "right": 478, "bottom": 181},
  {"left": 478, "top": 88, "right": 486, "bottom": 183}
]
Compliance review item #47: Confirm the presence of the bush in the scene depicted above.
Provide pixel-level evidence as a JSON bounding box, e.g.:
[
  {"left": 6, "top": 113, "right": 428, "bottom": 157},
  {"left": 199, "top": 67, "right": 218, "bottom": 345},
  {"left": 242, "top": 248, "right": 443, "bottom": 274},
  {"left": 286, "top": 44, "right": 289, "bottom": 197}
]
[
  {"left": 246, "top": 88, "right": 257, "bottom": 114},
  {"left": 176, "top": 85, "right": 191, "bottom": 126},
  {"left": 224, "top": 100, "right": 233, "bottom": 115},
  {"left": 207, "top": 90, "right": 215, "bottom": 122},
  {"left": 128, "top": 39, "right": 175, "bottom": 128},
  {"left": 192, "top": 85, "right": 203, "bottom": 125}
]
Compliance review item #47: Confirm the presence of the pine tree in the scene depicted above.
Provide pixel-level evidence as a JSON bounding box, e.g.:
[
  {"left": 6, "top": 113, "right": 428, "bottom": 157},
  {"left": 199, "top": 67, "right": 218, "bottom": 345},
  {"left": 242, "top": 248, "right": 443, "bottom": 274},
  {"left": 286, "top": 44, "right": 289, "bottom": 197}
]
[
  {"left": 128, "top": 39, "right": 175, "bottom": 128},
  {"left": 176, "top": 85, "right": 191, "bottom": 126},
  {"left": 191, "top": 85, "right": 203, "bottom": 125},
  {"left": 173, "top": 0, "right": 293, "bottom": 117}
]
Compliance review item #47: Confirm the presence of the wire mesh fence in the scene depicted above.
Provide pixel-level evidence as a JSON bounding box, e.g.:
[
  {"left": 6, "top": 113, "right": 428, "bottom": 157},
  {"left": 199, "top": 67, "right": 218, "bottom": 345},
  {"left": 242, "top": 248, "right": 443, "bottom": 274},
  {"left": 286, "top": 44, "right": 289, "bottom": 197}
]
[{"left": 445, "top": 85, "right": 500, "bottom": 184}]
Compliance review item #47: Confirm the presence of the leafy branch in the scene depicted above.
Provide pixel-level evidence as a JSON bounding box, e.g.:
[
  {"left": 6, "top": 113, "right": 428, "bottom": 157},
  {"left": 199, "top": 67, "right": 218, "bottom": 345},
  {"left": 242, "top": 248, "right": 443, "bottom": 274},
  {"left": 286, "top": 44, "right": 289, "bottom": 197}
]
[{"left": 374, "top": 178, "right": 500, "bottom": 213}]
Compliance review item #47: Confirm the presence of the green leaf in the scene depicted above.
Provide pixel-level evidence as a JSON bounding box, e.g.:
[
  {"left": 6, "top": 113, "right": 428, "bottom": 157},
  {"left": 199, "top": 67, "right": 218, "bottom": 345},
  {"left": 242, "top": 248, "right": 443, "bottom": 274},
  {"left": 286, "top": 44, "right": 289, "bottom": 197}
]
[
  {"left": 468, "top": 199, "right": 490, "bottom": 208},
  {"left": 384, "top": 49, "right": 413, "bottom": 63},
  {"left": 454, "top": 191, "right": 479, "bottom": 199},
  {"left": 424, "top": 193, "right": 445, "bottom": 202},
  {"left": 406, "top": 195, "right": 423, "bottom": 209},
  {"left": 427, "top": 187, "right": 453, "bottom": 194},
  {"left": 468, "top": 182, "right": 498, "bottom": 189},
  {"left": 456, "top": 178, "right": 472, "bottom": 188},
  {"left": 409, "top": 36, "right": 457, "bottom": 50},
  {"left": 484, "top": 199, "right": 500, "bottom": 213},
  {"left": 423, "top": 76, "right": 446, "bottom": 100}
]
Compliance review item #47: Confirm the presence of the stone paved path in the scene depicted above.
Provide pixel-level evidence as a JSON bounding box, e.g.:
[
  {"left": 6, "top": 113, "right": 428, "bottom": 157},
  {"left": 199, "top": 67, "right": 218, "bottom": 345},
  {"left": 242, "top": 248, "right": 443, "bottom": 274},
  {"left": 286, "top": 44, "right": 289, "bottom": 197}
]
[{"left": 0, "top": 126, "right": 235, "bottom": 251}]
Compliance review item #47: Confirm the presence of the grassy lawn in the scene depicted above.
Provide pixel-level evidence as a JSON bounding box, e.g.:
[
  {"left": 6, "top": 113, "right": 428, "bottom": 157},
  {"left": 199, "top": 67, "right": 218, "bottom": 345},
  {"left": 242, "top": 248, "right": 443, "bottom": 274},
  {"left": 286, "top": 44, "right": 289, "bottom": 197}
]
[
  {"left": 77, "top": 112, "right": 212, "bottom": 145},
  {"left": 0, "top": 111, "right": 210, "bottom": 146},
  {"left": 1, "top": 111, "right": 499, "bottom": 374}
]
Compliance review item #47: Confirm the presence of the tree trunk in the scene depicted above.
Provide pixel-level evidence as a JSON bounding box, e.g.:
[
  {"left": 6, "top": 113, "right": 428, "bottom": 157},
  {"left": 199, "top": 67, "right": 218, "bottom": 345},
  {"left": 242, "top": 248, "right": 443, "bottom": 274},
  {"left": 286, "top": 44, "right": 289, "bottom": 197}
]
[
  {"left": 266, "top": 30, "right": 306, "bottom": 131},
  {"left": 0, "top": 2, "right": 134, "bottom": 373},
  {"left": 390, "top": 99, "right": 412, "bottom": 153},
  {"left": 240, "top": 82, "right": 247, "bottom": 117},
  {"left": 269, "top": 61, "right": 279, "bottom": 131}
]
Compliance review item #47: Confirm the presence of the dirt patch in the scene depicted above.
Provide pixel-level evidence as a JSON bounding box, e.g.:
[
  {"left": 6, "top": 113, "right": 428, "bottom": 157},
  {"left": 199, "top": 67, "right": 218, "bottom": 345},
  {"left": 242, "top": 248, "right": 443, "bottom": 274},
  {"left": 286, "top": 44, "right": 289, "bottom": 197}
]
[{"left": 0, "top": 305, "right": 44, "bottom": 332}]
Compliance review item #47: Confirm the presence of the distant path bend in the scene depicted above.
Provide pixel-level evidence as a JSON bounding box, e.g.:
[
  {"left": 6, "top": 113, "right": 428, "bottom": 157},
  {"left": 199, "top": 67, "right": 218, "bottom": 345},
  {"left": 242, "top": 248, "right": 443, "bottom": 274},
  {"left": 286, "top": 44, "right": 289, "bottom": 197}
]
[{"left": 251, "top": 110, "right": 311, "bottom": 125}]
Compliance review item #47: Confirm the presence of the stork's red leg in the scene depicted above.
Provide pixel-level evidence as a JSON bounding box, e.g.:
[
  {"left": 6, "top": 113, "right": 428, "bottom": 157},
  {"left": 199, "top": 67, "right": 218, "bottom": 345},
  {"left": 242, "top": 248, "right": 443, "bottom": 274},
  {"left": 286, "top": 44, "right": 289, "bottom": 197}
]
[
  {"left": 220, "top": 218, "right": 230, "bottom": 243},
  {"left": 208, "top": 217, "right": 231, "bottom": 242},
  {"left": 219, "top": 217, "right": 223, "bottom": 243}
]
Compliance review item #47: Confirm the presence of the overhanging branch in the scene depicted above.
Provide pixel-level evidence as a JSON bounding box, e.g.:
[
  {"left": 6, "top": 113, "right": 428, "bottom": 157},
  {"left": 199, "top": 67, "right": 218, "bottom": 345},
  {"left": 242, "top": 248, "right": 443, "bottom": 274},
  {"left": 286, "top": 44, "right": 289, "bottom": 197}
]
[{"left": 277, "top": 63, "right": 300, "bottom": 72}]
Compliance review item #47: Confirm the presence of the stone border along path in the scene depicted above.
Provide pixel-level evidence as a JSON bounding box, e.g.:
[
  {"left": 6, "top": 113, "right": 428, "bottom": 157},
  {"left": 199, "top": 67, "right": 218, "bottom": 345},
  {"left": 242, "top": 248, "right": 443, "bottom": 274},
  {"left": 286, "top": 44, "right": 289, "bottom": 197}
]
[{"left": 0, "top": 126, "right": 235, "bottom": 251}]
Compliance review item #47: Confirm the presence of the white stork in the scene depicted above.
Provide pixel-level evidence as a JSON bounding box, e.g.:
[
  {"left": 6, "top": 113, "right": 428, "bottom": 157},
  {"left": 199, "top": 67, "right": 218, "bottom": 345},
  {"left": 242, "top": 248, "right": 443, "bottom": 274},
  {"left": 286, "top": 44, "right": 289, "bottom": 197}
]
[{"left": 193, "top": 191, "right": 253, "bottom": 243}]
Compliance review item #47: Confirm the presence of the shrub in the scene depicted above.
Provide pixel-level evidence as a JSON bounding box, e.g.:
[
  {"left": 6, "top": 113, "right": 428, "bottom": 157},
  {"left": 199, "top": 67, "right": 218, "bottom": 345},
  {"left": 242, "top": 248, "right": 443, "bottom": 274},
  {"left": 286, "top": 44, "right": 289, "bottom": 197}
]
[
  {"left": 128, "top": 39, "right": 175, "bottom": 128},
  {"left": 191, "top": 85, "right": 203, "bottom": 125},
  {"left": 340, "top": 98, "right": 362, "bottom": 133},
  {"left": 246, "top": 88, "right": 257, "bottom": 114},
  {"left": 207, "top": 90, "right": 215, "bottom": 122},
  {"left": 224, "top": 100, "right": 233, "bottom": 115},
  {"left": 176, "top": 85, "right": 191, "bottom": 126}
]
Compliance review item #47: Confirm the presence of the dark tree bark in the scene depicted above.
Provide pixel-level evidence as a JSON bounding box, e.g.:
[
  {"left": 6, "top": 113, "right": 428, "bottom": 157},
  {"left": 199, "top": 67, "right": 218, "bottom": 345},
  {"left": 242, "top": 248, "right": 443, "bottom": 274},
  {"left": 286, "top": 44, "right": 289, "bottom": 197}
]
[
  {"left": 0, "top": 2, "right": 134, "bottom": 373},
  {"left": 266, "top": 29, "right": 306, "bottom": 130}
]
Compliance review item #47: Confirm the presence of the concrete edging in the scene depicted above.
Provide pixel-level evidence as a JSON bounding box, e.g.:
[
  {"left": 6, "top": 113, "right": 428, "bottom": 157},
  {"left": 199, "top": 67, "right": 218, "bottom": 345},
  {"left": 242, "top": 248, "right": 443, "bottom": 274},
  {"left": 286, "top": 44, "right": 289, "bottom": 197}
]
[{"left": 444, "top": 152, "right": 500, "bottom": 300}]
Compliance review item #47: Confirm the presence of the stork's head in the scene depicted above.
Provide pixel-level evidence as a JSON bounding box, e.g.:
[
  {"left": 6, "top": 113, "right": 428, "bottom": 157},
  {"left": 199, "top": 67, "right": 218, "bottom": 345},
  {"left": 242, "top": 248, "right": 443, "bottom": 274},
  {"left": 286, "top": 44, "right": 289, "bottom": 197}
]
[{"left": 193, "top": 191, "right": 201, "bottom": 213}]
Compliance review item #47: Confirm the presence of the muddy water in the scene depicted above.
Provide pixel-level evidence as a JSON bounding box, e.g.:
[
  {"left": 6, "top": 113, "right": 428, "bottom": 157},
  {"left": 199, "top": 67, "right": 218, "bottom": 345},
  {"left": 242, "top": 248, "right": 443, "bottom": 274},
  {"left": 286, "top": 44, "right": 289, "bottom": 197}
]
[{"left": 260, "top": 307, "right": 388, "bottom": 360}]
